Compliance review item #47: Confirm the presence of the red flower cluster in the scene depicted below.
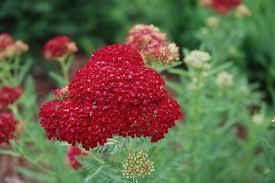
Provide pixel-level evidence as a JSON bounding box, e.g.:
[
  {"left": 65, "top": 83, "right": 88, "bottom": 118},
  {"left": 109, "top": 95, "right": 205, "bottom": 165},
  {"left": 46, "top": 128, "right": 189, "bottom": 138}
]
[
  {"left": 126, "top": 24, "right": 179, "bottom": 65},
  {"left": 0, "top": 86, "right": 23, "bottom": 143},
  {"left": 43, "top": 35, "right": 78, "bottom": 61},
  {"left": 201, "top": 0, "right": 241, "bottom": 14},
  {"left": 0, "top": 33, "right": 13, "bottom": 51},
  {"left": 39, "top": 44, "right": 182, "bottom": 150},
  {"left": 0, "top": 86, "right": 23, "bottom": 110},
  {"left": 67, "top": 146, "right": 86, "bottom": 169},
  {"left": 0, "top": 33, "right": 28, "bottom": 60},
  {"left": 212, "top": 0, "right": 241, "bottom": 13},
  {"left": 0, "top": 112, "right": 17, "bottom": 143}
]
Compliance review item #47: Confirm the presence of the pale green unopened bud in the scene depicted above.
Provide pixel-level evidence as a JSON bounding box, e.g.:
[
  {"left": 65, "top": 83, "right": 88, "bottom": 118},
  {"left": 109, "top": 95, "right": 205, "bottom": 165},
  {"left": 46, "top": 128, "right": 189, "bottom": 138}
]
[
  {"left": 184, "top": 50, "right": 211, "bottom": 70},
  {"left": 216, "top": 71, "right": 233, "bottom": 87},
  {"left": 122, "top": 151, "right": 154, "bottom": 179}
]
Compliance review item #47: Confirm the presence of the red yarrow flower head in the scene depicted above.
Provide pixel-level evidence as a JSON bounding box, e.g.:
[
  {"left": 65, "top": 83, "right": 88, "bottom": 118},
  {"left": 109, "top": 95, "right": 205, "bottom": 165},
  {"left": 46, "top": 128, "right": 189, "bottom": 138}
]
[
  {"left": 126, "top": 24, "right": 179, "bottom": 65},
  {"left": 43, "top": 35, "right": 78, "bottom": 61},
  {"left": 0, "top": 86, "right": 23, "bottom": 110},
  {"left": 67, "top": 146, "right": 86, "bottom": 169},
  {"left": 0, "top": 112, "right": 18, "bottom": 143},
  {"left": 87, "top": 44, "right": 144, "bottom": 67},
  {"left": 39, "top": 44, "right": 183, "bottom": 150},
  {"left": 0, "top": 33, "right": 13, "bottom": 52},
  {"left": 210, "top": 0, "right": 241, "bottom": 14}
]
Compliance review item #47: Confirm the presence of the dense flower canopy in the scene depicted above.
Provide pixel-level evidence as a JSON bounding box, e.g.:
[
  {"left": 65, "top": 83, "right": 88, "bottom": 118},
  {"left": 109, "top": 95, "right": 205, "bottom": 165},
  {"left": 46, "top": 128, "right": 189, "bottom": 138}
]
[
  {"left": 0, "top": 112, "right": 17, "bottom": 143},
  {"left": 43, "top": 35, "right": 78, "bottom": 61},
  {"left": 0, "top": 86, "right": 23, "bottom": 110},
  {"left": 126, "top": 24, "right": 179, "bottom": 65},
  {"left": 39, "top": 44, "right": 182, "bottom": 150}
]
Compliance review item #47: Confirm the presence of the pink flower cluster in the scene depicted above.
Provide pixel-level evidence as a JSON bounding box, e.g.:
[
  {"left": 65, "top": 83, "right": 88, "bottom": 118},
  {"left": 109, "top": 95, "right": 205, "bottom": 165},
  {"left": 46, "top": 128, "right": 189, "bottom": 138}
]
[
  {"left": 39, "top": 44, "right": 182, "bottom": 150},
  {"left": 126, "top": 24, "right": 179, "bottom": 65},
  {"left": 43, "top": 35, "right": 78, "bottom": 61},
  {"left": 0, "top": 33, "right": 13, "bottom": 51},
  {"left": 0, "top": 33, "right": 28, "bottom": 60}
]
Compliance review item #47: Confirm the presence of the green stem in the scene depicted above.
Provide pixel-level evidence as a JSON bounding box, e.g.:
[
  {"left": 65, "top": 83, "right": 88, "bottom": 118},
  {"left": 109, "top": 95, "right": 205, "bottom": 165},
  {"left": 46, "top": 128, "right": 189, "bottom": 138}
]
[
  {"left": 11, "top": 141, "right": 44, "bottom": 170},
  {"left": 58, "top": 55, "right": 72, "bottom": 85},
  {"left": 89, "top": 151, "right": 106, "bottom": 165},
  {"left": 0, "top": 60, "right": 12, "bottom": 84},
  {"left": 189, "top": 75, "right": 202, "bottom": 183}
]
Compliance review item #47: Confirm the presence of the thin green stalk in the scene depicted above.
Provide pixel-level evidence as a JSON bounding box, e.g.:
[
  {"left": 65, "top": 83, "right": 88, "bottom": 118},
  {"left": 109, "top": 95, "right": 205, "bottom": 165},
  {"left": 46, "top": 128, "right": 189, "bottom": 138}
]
[
  {"left": 12, "top": 141, "right": 41, "bottom": 169},
  {"left": 189, "top": 75, "right": 202, "bottom": 183},
  {"left": 58, "top": 55, "right": 73, "bottom": 85}
]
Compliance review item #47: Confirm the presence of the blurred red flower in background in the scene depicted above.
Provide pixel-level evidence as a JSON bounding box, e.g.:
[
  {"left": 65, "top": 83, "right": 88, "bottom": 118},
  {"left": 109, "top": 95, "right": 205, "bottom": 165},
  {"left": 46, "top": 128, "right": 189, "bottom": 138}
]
[
  {"left": 43, "top": 35, "right": 78, "bottom": 60},
  {"left": 67, "top": 146, "right": 86, "bottom": 169},
  {"left": 0, "top": 86, "right": 23, "bottom": 110},
  {"left": 126, "top": 24, "right": 179, "bottom": 65},
  {"left": 0, "top": 33, "right": 28, "bottom": 59},
  {"left": 199, "top": 0, "right": 241, "bottom": 14},
  {"left": 0, "top": 112, "right": 17, "bottom": 144},
  {"left": 211, "top": 0, "right": 241, "bottom": 14},
  {"left": 0, "top": 33, "right": 13, "bottom": 51},
  {"left": 39, "top": 44, "right": 183, "bottom": 150}
]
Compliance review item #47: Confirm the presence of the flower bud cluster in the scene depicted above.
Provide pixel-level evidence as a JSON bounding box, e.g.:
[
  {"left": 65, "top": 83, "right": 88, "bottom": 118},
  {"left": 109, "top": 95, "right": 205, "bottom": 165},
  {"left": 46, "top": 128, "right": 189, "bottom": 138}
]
[
  {"left": 53, "top": 86, "right": 70, "bottom": 101},
  {"left": 184, "top": 50, "right": 211, "bottom": 70},
  {"left": 252, "top": 113, "right": 263, "bottom": 125},
  {"left": 122, "top": 151, "right": 154, "bottom": 179},
  {"left": 206, "top": 16, "right": 220, "bottom": 28},
  {"left": 216, "top": 71, "right": 233, "bottom": 87},
  {"left": 235, "top": 4, "right": 251, "bottom": 17},
  {"left": 0, "top": 33, "right": 28, "bottom": 60},
  {"left": 43, "top": 35, "right": 78, "bottom": 61},
  {"left": 126, "top": 24, "right": 179, "bottom": 65}
]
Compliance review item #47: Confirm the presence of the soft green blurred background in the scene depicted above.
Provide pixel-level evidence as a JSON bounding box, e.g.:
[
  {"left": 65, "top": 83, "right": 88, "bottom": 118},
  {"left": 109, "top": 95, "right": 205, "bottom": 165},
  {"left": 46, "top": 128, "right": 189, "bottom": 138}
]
[{"left": 0, "top": 0, "right": 274, "bottom": 104}]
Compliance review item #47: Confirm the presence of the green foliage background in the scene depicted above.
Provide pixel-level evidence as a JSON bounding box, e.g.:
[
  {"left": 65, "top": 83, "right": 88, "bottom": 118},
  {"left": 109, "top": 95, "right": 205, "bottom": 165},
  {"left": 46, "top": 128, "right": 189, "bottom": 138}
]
[
  {"left": 1, "top": 0, "right": 274, "bottom": 103},
  {"left": 0, "top": 0, "right": 200, "bottom": 52}
]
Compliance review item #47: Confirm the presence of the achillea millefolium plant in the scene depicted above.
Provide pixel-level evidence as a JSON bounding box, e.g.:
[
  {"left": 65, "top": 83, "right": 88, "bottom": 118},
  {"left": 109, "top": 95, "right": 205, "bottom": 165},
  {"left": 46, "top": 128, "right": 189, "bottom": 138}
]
[{"left": 0, "top": 11, "right": 275, "bottom": 183}]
